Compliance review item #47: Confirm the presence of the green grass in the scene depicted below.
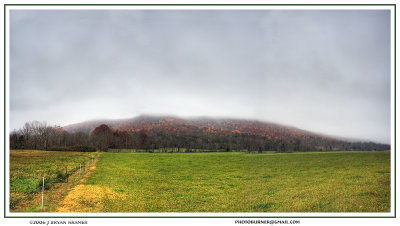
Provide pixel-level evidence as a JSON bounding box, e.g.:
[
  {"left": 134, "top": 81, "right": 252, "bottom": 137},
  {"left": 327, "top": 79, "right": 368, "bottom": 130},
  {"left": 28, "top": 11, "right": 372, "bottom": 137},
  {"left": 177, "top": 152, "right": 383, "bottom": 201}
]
[
  {"left": 10, "top": 150, "right": 96, "bottom": 210},
  {"left": 107, "top": 148, "right": 240, "bottom": 153},
  {"left": 77, "top": 151, "right": 390, "bottom": 212}
]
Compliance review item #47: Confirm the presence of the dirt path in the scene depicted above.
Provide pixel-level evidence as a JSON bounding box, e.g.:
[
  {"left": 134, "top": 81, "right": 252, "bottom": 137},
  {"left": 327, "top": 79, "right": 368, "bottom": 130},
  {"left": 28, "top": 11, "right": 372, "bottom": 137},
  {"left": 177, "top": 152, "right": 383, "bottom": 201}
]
[
  {"left": 56, "top": 152, "right": 128, "bottom": 212},
  {"left": 78, "top": 152, "right": 101, "bottom": 184}
]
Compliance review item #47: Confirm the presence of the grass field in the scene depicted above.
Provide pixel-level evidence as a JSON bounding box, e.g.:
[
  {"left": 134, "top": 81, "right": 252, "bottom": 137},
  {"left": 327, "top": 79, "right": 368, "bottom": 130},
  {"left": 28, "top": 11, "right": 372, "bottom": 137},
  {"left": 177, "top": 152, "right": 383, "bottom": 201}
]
[
  {"left": 56, "top": 151, "right": 391, "bottom": 212},
  {"left": 10, "top": 150, "right": 97, "bottom": 211}
]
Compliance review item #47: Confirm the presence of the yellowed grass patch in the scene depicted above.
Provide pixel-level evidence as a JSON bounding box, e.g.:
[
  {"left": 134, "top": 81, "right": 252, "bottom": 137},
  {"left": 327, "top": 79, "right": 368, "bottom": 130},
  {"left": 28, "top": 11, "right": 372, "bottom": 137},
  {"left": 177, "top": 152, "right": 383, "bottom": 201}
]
[{"left": 56, "top": 185, "right": 126, "bottom": 212}]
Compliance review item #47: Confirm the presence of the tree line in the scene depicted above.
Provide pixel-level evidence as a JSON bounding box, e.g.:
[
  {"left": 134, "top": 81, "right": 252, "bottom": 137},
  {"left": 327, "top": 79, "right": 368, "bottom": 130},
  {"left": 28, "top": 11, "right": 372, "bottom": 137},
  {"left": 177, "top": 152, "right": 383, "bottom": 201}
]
[{"left": 10, "top": 121, "right": 390, "bottom": 153}]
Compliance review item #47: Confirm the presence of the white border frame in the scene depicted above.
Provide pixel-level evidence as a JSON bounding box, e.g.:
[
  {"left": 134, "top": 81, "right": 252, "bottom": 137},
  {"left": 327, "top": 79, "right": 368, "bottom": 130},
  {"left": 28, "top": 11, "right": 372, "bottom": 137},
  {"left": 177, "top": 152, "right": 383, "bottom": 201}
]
[{"left": 2, "top": 4, "right": 396, "bottom": 221}]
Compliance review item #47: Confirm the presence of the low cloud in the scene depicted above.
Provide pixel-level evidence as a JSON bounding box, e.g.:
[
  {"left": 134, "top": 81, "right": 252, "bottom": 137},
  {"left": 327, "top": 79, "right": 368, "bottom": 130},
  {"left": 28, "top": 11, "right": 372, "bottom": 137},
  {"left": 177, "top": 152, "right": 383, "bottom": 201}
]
[{"left": 10, "top": 10, "right": 391, "bottom": 143}]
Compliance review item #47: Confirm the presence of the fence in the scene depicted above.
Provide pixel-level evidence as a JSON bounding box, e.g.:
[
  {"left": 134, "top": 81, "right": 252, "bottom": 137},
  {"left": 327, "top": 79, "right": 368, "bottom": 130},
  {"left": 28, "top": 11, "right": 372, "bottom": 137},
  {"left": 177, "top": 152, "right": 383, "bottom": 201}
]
[{"left": 40, "top": 154, "right": 97, "bottom": 211}]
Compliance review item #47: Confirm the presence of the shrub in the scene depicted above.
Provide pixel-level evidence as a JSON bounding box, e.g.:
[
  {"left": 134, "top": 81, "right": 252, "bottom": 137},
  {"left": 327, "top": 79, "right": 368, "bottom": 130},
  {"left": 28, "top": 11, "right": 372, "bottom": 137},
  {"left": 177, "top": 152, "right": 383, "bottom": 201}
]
[
  {"left": 48, "top": 146, "right": 71, "bottom": 151},
  {"left": 71, "top": 145, "right": 97, "bottom": 152},
  {"left": 55, "top": 170, "right": 68, "bottom": 182}
]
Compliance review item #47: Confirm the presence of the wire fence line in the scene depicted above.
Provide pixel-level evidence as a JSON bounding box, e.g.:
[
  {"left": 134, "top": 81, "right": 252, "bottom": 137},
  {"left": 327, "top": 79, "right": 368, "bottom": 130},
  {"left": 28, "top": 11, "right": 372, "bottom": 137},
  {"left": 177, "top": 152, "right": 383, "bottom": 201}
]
[{"left": 40, "top": 154, "right": 98, "bottom": 210}]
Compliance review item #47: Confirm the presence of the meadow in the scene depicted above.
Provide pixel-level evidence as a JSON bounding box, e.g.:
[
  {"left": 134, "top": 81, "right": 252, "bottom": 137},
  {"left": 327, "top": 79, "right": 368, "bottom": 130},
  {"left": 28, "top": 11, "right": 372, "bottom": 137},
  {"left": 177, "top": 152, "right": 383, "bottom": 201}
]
[
  {"left": 10, "top": 150, "right": 96, "bottom": 211},
  {"left": 56, "top": 151, "right": 390, "bottom": 212}
]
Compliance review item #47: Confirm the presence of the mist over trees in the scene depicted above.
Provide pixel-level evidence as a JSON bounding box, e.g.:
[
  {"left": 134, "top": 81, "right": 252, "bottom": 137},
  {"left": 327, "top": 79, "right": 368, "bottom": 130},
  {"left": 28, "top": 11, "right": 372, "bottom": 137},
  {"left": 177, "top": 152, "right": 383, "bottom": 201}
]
[{"left": 10, "top": 120, "right": 390, "bottom": 153}]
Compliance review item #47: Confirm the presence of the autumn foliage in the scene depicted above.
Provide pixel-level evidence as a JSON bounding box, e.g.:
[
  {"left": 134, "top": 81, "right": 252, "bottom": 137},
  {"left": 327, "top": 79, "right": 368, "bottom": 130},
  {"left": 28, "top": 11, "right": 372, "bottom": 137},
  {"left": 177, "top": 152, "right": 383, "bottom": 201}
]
[{"left": 11, "top": 116, "right": 390, "bottom": 152}]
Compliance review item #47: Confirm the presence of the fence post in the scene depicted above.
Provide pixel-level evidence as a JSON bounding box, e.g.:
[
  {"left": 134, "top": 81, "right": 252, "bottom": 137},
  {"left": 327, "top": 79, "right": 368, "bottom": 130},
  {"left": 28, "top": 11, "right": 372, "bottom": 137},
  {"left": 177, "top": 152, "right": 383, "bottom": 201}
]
[{"left": 41, "top": 176, "right": 44, "bottom": 210}]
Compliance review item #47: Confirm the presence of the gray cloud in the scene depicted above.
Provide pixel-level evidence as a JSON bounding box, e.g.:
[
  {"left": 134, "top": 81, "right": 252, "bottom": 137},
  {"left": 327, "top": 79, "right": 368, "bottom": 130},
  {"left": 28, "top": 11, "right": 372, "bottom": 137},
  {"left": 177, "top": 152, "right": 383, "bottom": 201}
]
[{"left": 10, "top": 10, "right": 391, "bottom": 143}]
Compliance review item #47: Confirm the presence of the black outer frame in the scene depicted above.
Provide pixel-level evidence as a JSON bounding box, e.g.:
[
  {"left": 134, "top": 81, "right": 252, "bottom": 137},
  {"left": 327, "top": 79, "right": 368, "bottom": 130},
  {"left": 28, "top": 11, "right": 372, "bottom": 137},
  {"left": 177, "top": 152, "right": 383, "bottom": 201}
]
[{"left": 2, "top": 3, "right": 396, "bottom": 219}]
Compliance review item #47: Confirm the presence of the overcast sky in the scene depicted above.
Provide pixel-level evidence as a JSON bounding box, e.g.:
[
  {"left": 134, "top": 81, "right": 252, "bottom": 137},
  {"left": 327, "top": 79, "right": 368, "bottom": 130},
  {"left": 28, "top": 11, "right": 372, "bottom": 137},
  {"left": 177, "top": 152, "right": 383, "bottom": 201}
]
[{"left": 10, "top": 10, "right": 391, "bottom": 143}]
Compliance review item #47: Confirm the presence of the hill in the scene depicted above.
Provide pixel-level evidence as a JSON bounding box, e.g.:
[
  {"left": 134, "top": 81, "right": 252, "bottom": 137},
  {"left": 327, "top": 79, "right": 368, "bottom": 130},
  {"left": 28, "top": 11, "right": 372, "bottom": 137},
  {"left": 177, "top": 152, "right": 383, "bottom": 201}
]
[
  {"left": 62, "top": 115, "right": 390, "bottom": 152},
  {"left": 64, "top": 115, "right": 313, "bottom": 136}
]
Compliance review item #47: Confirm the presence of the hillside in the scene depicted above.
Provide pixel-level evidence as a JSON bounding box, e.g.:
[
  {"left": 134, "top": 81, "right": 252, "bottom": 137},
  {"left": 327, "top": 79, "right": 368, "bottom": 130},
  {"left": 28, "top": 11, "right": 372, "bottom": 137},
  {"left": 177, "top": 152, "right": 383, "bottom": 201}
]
[
  {"left": 62, "top": 115, "right": 390, "bottom": 152},
  {"left": 64, "top": 115, "right": 331, "bottom": 142},
  {"left": 66, "top": 115, "right": 312, "bottom": 135}
]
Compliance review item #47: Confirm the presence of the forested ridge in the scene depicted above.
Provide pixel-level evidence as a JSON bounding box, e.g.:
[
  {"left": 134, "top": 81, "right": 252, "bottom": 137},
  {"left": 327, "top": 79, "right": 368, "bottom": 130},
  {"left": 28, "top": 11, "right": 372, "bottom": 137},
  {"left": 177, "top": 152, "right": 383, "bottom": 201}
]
[{"left": 10, "top": 115, "right": 390, "bottom": 152}]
